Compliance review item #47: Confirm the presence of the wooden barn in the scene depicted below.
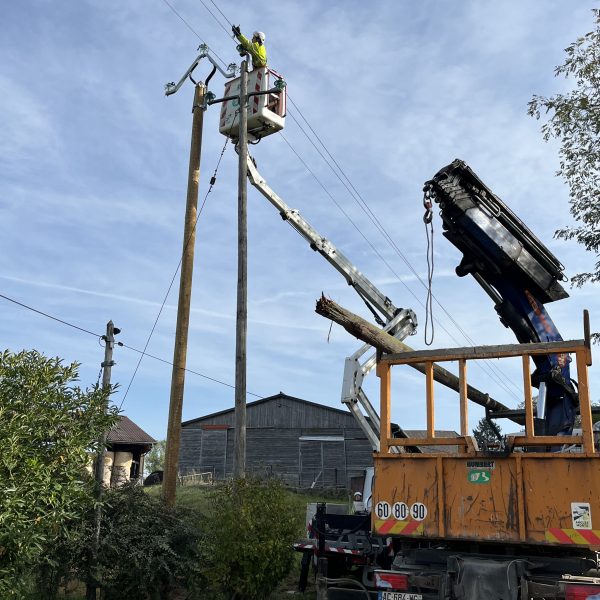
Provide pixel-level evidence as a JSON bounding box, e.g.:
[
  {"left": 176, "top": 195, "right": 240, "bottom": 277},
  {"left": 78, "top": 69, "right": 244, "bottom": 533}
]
[{"left": 178, "top": 392, "right": 458, "bottom": 490}]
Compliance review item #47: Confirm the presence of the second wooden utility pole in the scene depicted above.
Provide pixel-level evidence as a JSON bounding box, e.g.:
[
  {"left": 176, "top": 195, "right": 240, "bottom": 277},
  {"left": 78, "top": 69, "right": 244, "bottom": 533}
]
[
  {"left": 163, "top": 83, "right": 206, "bottom": 507},
  {"left": 233, "top": 60, "right": 249, "bottom": 479},
  {"left": 87, "top": 320, "right": 116, "bottom": 600}
]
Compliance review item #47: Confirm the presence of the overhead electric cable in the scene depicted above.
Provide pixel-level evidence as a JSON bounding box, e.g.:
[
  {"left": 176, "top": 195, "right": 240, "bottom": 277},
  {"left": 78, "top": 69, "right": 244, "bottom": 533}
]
[
  {"left": 288, "top": 96, "right": 501, "bottom": 355},
  {"left": 207, "top": 0, "right": 233, "bottom": 28},
  {"left": 0, "top": 292, "right": 264, "bottom": 399},
  {"left": 279, "top": 129, "right": 522, "bottom": 403},
  {"left": 0, "top": 293, "right": 101, "bottom": 338},
  {"left": 196, "top": 0, "right": 233, "bottom": 39},
  {"left": 160, "top": 0, "right": 229, "bottom": 68},
  {"left": 163, "top": 2, "right": 522, "bottom": 402},
  {"left": 120, "top": 343, "right": 264, "bottom": 399},
  {"left": 279, "top": 133, "right": 420, "bottom": 303}
]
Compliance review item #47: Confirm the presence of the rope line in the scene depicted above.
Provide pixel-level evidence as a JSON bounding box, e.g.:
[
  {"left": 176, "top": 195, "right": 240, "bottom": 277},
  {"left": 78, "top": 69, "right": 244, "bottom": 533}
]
[{"left": 424, "top": 217, "right": 435, "bottom": 346}]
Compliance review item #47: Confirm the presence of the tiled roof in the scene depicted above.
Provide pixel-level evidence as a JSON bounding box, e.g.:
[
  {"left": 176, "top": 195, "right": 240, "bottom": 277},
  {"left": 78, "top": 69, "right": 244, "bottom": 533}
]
[{"left": 107, "top": 416, "right": 156, "bottom": 444}]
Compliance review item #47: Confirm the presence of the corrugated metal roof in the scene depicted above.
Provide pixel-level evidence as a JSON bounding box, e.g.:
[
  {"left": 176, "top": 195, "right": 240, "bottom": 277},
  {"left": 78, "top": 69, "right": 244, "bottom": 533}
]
[{"left": 107, "top": 415, "right": 156, "bottom": 444}]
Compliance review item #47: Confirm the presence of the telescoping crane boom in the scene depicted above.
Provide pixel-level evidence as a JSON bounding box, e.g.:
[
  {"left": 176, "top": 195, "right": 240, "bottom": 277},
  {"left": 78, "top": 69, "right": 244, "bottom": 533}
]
[
  {"left": 245, "top": 156, "right": 417, "bottom": 449},
  {"left": 244, "top": 156, "right": 518, "bottom": 449}
]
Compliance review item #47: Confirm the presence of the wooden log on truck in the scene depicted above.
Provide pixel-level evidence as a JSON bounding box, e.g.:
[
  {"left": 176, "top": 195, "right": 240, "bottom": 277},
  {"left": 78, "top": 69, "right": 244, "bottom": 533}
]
[{"left": 315, "top": 295, "right": 521, "bottom": 423}]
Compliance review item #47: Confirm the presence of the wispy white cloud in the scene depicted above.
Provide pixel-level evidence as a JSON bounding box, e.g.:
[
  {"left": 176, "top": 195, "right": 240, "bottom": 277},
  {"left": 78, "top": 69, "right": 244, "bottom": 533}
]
[{"left": 1, "top": 0, "right": 597, "bottom": 439}]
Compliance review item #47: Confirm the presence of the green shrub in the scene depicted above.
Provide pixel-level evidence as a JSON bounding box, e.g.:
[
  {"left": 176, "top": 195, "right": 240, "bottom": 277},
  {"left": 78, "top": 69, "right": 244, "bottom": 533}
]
[
  {"left": 73, "top": 484, "right": 204, "bottom": 600},
  {"left": 200, "top": 478, "right": 302, "bottom": 600},
  {"left": 0, "top": 349, "right": 118, "bottom": 599},
  {"left": 144, "top": 439, "right": 165, "bottom": 474}
]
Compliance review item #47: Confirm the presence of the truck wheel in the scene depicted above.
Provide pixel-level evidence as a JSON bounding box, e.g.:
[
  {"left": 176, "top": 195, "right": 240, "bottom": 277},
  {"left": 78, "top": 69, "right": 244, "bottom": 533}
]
[{"left": 299, "top": 552, "right": 311, "bottom": 592}]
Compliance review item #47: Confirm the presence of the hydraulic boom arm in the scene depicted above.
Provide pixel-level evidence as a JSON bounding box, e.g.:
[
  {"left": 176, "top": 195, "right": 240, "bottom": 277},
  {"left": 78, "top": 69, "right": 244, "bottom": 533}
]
[
  {"left": 246, "top": 155, "right": 518, "bottom": 449},
  {"left": 246, "top": 155, "right": 417, "bottom": 448},
  {"left": 425, "top": 159, "right": 578, "bottom": 435}
]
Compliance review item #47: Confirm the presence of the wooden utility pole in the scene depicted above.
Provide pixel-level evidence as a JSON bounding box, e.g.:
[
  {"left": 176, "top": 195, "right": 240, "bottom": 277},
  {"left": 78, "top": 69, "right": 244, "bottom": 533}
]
[
  {"left": 163, "top": 83, "right": 206, "bottom": 507},
  {"left": 233, "top": 59, "right": 249, "bottom": 479},
  {"left": 87, "top": 320, "right": 116, "bottom": 600},
  {"left": 315, "top": 295, "right": 521, "bottom": 421}
]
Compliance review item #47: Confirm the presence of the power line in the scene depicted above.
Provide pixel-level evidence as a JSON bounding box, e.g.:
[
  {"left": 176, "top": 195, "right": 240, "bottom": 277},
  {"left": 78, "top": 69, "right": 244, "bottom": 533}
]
[
  {"left": 159, "top": 0, "right": 229, "bottom": 69},
  {"left": 160, "top": 0, "right": 206, "bottom": 42},
  {"left": 121, "top": 342, "right": 263, "bottom": 398},
  {"left": 196, "top": 0, "right": 233, "bottom": 39},
  {"left": 161, "top": 0, "right": 523, "bottom": 402},
  {"left": 208, "top": 0, "right": 233, "bottom": 28},
  {"left": 0, "top": 291, "right": 264, "bottom": 399},
  {"left": 0, "top": 293, "right": 102, "bottom": 339},
  {"left": 279, "top": 123, "right": 523, "bottom": 404}
]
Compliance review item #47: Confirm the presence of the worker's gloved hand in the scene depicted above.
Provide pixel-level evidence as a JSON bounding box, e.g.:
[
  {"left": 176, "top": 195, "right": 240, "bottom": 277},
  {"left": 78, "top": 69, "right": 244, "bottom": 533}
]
[{"left": 232, "top": 25, "right": 241, "bottom": 37}]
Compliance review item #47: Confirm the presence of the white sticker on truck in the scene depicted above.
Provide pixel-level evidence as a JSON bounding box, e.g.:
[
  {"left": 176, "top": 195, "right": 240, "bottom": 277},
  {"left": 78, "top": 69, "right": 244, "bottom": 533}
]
[
  {"left": 376, "top": 501, "right": 391, "bottom": 519},
  {"left": 410, "top": 502, "right": 427, "bottom": 521},
  {"left": 392, "top": 502, "right": 409, "bottom": 520},
  {"left": 376, "top": 501, "right": 428, "bottom": 521},
  {"left": 572, "top": 502, "right": 592, "bottom": 529}
]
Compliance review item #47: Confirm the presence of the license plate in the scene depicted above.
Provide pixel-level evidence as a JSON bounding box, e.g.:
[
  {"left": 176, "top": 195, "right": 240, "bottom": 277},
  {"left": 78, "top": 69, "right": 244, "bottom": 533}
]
[{"left": 378, "top": 593, "right": 423, "bottom": 600}]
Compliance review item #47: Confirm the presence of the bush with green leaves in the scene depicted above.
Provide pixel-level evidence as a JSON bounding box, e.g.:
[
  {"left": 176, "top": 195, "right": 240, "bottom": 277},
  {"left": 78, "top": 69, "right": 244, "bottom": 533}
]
[
  {"left": 0, "top": 349, "right": 118, "bottom": 598},
  {"left": 144, "top": 438, "right": 166, "bottom": 474},
  {"left": 528, "top": 9, "right": 600, "bottom": 305},
  {"left": 200, "top": 477, "right": 302, "bottom": 600},
  {"left": 74, "top": 484, "right": 204, "bottom": 600}
]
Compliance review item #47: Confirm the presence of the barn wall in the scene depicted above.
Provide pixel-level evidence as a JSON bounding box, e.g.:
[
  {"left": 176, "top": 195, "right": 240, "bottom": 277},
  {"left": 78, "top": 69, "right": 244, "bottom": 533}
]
[
  {"left": 179, "top": 428, "right": 201, "bottom": 474},
  {"left": 179, "top": 396, "right": 458, "bottom": 488},
  {"left": 179, "top": 423, "right": 374, "bottom": 490}
]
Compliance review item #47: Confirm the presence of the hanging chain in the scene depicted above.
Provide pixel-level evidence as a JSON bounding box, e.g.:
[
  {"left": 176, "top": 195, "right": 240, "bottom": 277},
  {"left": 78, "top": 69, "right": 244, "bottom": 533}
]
[{"left": 423, "top": 184, "right": 435, "bottom": 346}]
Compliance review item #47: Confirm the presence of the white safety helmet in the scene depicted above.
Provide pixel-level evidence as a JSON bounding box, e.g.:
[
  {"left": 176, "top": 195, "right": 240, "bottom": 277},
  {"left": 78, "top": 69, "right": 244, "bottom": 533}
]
[{"left": 253, "top": 31, "right": 266, "bottom": 43}]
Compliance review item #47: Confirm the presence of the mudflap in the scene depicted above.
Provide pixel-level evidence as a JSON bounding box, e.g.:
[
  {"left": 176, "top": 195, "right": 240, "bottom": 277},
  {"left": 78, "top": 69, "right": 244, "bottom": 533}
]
[{"left": 448, "top": 556, "right": 528, "bottom": 600}]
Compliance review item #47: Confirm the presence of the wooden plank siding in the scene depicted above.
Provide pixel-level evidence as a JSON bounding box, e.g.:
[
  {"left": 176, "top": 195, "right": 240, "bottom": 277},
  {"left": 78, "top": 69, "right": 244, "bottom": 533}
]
[
  {"left": 178, "top": 394, "right": 458, "bottom": 488},
  {"left": 178, "top": 394, "right": 377, "bottom": 489}
]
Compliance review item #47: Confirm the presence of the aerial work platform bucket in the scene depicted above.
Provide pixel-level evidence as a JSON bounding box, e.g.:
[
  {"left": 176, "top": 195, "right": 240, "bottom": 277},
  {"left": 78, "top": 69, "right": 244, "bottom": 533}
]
[{"left": 219, "top": 67, "right": 286, "bottom": 141}]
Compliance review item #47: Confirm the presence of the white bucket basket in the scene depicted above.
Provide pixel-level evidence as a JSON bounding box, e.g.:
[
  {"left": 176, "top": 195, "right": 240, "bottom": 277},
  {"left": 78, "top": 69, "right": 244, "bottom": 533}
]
[{"left": 219, "top": 67, "right": 286, "bottom": 140}]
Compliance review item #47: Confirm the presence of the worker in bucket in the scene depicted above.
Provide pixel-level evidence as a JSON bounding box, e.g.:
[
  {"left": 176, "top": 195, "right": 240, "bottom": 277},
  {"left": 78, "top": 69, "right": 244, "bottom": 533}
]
[{"left": 232, "top": 26, "right": 267, "bottom": 69}]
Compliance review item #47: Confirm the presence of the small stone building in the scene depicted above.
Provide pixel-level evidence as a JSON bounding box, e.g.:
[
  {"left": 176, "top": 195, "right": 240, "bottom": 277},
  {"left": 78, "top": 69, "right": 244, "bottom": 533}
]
[
  {"left": 102, "top": 416, "right": 156, "bottom": 487},
  {"left": 179, "top": 392, "right": 458, "bottom": 490}
]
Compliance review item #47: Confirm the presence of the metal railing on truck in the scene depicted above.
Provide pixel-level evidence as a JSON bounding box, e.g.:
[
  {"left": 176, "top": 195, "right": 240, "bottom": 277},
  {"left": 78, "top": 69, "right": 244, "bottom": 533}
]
[{"left": 372, "top": 311, "right": 599, "bottom": 547}]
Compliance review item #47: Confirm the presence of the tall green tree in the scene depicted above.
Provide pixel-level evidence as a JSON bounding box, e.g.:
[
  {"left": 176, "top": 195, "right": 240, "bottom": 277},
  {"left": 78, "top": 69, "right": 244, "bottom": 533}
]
[
  {"left": 528, "top": 9, "right": 600, "bottom": 295},
  {"left": 0, "top": 349, "right": 118, "bottom": 596},
  {"left": 144, "top": 438, "right": 166, "bottom": 474},
  {"left": 472, "top": 417, "right": 502, "bottom": 449}
]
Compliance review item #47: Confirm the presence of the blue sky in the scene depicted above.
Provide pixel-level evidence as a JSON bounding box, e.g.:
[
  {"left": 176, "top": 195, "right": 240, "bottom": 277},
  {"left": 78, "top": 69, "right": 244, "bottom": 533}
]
[{"left": 1, "top": 1, "right": 598, "bottom": 441}]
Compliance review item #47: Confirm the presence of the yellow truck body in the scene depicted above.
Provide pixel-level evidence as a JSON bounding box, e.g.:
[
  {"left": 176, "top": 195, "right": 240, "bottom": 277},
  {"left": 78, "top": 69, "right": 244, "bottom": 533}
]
[{"left": 372, "top": 336, "right": 598, "bottom": 550}]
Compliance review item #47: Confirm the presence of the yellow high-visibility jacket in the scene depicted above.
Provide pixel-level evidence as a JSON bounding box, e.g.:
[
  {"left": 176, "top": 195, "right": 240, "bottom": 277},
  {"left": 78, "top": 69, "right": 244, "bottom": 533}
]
[{"left": 236, "top": 33, "right": 267, "bottom": 69}]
